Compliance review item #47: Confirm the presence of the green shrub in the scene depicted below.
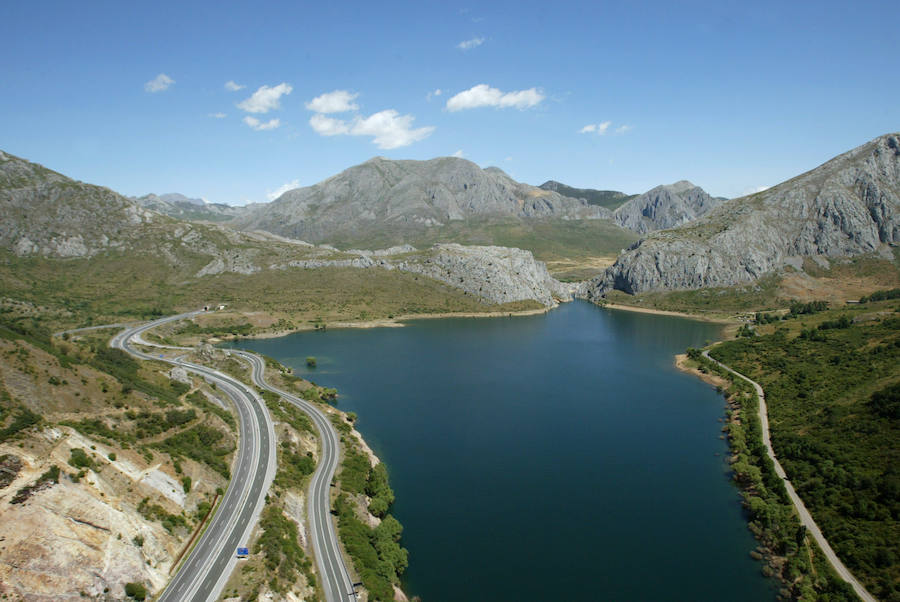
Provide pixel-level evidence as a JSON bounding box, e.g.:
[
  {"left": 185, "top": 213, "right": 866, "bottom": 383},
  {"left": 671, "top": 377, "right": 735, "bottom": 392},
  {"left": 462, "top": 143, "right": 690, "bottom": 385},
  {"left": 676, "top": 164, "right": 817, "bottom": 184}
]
[{"left": 124, "top": 582, "right": 146, "bottom": 600}]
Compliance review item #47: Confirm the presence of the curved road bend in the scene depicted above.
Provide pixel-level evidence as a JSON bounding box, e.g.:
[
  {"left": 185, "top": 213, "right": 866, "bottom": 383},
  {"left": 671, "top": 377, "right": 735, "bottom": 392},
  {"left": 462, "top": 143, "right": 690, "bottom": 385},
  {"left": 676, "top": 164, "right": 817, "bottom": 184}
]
[
  {"left": 230, "top": 349, "right": 356, "bottom": 602},
  {"left": 110, "top": 313, "right": 277, "bottom": 602},
  {"left": 703, "top": 350, "right": 876, "bottom": 602}
]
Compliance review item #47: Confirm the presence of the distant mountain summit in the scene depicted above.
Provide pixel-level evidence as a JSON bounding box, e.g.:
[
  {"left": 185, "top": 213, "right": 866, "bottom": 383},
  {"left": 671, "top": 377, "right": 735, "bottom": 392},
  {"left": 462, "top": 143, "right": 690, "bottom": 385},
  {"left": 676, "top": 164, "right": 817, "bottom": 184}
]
[
  {"left": 234, "top": 156, "right": 612, "bottom": 244},
  {"left": 585, "top": 133, "right": 900, "bottom": 296},
  {"left": 612, "top": 181, "right": 725, "bottom": 234},
  {"left": 538, "top": 180, "right": 635, "bottom": 211},
  {"left": 132, "top": 192, "right": 246, "bottom": 222}
]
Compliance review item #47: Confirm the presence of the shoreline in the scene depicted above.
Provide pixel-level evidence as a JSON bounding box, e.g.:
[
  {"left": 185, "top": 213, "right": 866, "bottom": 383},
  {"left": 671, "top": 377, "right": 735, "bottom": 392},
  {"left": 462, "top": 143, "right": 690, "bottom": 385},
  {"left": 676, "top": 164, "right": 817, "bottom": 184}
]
[
  {"left": 601, "top": 302, "right": 736, "bottom": 324},
  {"left": 220, "top": 304, "right": 557, "bottom": 341},
  {"left": 673, "top": 353, "right": 730, "bottom": 389}
]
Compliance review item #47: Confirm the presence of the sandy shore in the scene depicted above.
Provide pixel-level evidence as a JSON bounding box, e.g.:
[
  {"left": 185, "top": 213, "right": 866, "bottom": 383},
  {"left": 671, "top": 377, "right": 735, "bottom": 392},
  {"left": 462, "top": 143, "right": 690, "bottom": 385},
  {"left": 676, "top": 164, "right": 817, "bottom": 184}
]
[
  {"left": 673, "top": 353, "right": 730, "bottom": 389},
  {"left": 602, "top": 302, "right": 736, "bottom": 324},
  {"left": 232, "top": 305, "right": 556, "bottom": 340}
]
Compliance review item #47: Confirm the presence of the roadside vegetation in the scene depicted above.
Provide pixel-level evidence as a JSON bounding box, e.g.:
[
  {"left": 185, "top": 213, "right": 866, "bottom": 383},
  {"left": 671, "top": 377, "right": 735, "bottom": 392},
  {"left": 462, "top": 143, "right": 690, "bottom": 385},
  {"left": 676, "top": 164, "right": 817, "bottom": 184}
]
[
  {"left": 331, "top": 414, "right": 408, "bottom": 600},
  {"left": 693, "top": 295, "right": 899, "bottom": 600}
]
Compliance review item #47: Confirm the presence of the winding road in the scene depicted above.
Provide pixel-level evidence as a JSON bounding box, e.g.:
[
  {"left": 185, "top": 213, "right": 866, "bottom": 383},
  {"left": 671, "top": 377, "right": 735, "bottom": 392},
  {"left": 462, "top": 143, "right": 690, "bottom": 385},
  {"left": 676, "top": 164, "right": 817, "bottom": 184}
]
[
  {"left": 703, "top": 350, "right": 876, "bottom": 602},
  {"left": 106, "top": 312, "right": 354, "bottom": 601},
  {"left": 230, "top": 350, "right": 356, "bottom": 602}
]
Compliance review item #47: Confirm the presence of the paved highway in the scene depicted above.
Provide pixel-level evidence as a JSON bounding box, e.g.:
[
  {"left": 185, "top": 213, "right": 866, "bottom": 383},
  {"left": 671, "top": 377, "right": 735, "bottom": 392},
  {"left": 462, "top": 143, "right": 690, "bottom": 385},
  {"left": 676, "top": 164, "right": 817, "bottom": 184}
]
[
  {"left": 230, "top": 350, "right": 357, "bottom": 602},
  {"left": 110, "top": 312, "right": 354, "bottom": 601},
  {"left": 703, "top": 350, "right": 876, "bottom": 602},
  {"left": 111, "top": 313, "right": 277, "bottom": 602}
]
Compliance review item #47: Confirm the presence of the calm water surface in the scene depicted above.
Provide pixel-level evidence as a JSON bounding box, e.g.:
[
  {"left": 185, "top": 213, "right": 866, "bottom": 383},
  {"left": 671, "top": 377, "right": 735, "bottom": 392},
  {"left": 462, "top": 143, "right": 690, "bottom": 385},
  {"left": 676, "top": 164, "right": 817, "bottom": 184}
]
[{"left": 230, "top": 301, "right": 776, "bottom": 601}]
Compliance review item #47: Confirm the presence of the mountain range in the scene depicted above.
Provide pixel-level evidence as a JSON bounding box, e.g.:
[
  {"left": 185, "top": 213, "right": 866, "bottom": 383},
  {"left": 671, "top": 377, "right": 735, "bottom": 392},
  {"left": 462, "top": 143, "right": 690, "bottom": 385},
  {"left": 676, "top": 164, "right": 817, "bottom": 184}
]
[
  {"left": 3, "top": 133, "right": 898, "bottom": 308},
  {"left": 584, "top": 133, "right": 900, "bottom": 298},
  {"left": 131, "top": 192, "right": 246, "bottom": 222}
]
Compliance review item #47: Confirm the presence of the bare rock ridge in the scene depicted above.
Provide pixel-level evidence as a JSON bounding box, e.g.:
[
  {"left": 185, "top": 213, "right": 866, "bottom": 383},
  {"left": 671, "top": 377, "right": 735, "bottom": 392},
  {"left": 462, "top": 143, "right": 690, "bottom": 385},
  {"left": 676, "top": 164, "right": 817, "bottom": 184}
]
[
  {"left": 583, "top": 133, "right": 900, "bottom": 298},
  {"left": 611, "top": 181, "right": 725, "bottom": 234},
  {"left": 233, "top": 156, "right": 611, "bottom": 243},
  {"left": 132, "top": 192, "right": 247, "bottom": 222}
]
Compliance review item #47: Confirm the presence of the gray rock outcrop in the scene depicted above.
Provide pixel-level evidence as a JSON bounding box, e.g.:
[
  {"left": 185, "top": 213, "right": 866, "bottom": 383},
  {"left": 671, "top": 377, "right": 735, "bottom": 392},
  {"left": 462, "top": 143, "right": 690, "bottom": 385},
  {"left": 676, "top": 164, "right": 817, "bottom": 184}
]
[
  {"left": 393, "top": 244, "right": 571, "bottom": 306},
  {"left": 584, "top": 133, "right": 900, "bottom": 297},
  {"left": 612, "top": 181, "right": 724, "bottom": 234}
]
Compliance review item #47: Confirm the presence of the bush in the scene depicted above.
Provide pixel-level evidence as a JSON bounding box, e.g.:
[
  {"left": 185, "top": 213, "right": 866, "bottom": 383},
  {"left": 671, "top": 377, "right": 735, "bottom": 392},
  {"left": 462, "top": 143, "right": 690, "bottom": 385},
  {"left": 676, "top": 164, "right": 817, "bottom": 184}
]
[
  {"left": 68, "top": 448, "right": 94, "bottom": 470},
  {"left": 124, "top": 582, "right": 146, "bottom": 600}
]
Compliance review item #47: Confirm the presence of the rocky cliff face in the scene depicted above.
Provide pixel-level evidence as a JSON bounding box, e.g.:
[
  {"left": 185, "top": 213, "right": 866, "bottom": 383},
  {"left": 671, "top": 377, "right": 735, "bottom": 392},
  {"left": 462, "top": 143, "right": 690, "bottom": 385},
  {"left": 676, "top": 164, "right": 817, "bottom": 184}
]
[
  {"left": 612, "top": 181, "right": 723, "bottom": 234},
  {"left": 271, "top": 243, "right": 571, "bottom": 306},
  {"left": 392, "top": 244, "right": 571, "bottom": 306},
  {"left": 234, "top": 156, "right": 609, "bottom": 243},
  {"left": 584, "top": 134, "right": 900, "bottom": 297}
]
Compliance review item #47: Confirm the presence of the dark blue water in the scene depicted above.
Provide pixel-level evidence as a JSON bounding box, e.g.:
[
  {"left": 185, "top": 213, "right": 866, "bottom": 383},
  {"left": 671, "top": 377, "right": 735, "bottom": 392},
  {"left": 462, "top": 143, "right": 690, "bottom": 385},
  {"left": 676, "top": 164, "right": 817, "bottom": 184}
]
[{"left": 229, "top": 301, "right": 775, "bottom": 601}]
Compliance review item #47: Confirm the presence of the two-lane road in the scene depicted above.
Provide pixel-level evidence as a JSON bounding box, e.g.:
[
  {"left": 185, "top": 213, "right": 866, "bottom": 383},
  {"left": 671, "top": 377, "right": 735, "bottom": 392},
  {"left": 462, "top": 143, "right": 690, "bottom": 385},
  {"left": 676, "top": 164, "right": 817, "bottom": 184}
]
[
  {"left": 703, "top": 350, "right": 876, "bottom": 602},
  {"left": 231, "top": 350, "right": 356, "bottom": 602}
]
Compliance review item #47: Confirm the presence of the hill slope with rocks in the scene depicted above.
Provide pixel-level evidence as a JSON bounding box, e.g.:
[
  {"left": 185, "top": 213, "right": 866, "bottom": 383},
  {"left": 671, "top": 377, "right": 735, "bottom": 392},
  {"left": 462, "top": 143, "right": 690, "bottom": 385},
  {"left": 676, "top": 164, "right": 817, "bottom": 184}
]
[
  {"left": 612, "top": 181, "right": 725, "bottom": 234},
  {"left": 0, "top": 150, "right": 567, "bottom": 308},
  {"left": 584, "top": 133, "right": 900, "bottom": 297},
  {"left": 233, "top": 156, "right": 612, "bottom": 245}
]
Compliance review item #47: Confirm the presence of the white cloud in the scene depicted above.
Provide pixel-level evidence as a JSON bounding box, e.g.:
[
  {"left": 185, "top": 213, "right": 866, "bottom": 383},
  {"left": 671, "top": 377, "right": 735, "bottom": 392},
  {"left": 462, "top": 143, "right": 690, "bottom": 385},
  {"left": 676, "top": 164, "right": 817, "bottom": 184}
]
[
  {"left": 426, "top": 88, "right": 443, "bottom": 101},
  {"left": 209, "top": 112, "right": 227, "bottom": 119},
  {"left": 309, "top": 113, "right": 351, "bottom": 136},
  {"left": 615, "top": 124, "right": 633, "bottom": 134},
  {"left": 446, "top": 84, "right": 544, "bottom": 111},
  {"left": 237, "top": 83, "right": 293, "bottom": 113},
  {"left": 244, "top": 116, "right": 281, "bottom": 131},
  {"left": 305, "top": 90, "right": 359, "bottom": 113},
  {"left": 741, "top": 185, "right": 770, "bottom": 196},
  {"left": 225, "top": 80, "right": 245, "bottom": 91},
  {"left": 457, "top": 37, "right": 485, "bottom": 50},
  {"left": 579, "top": 121, "right": 611, "bottom": 135},
  {"left": 350, "top": 110, "right": 435, "bottom": 149},
  {"left": 144, "top": 73, "right": 175, "bottom": 93},
  {"left": 452, "top": 149, "right": 464, "bottom": 158},
  {"left": 267, "top": 179, "right": 300, "bottom": 201},
  {"left": 308, "top": 110, "right": 434, "bottom": 149}
]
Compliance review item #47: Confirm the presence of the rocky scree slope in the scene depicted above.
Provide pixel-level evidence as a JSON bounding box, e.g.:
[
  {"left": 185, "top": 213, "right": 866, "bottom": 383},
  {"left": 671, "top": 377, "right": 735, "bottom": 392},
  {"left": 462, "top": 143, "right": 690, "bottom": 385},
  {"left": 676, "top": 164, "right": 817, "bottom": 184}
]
[
  {"left": 584, "top": 133, "right": 900, "bottom": 297},
  {"left": 233, "top": 156, "right": 612, "bottom": 244},
  {"left": 612, "top": 180, "right": 725, "bottom": 234}
]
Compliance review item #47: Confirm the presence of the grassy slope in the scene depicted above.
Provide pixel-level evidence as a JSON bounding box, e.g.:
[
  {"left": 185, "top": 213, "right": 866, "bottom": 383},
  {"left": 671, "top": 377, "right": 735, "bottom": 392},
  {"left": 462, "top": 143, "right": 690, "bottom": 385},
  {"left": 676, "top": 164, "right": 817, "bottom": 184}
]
[
  {"left": 318, "top": 217, "right": 639, "bottom": 265},
  {"left": 0, "top": 251, "right": 539, "bottom": 331},
  {"left": 710, "top": 301, "right": 900, "bottom": 600}
]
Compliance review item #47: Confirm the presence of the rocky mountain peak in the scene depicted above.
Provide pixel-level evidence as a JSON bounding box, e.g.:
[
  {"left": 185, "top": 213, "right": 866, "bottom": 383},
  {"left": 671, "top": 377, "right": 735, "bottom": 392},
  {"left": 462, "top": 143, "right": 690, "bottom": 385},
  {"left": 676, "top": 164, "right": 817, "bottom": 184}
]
[
  {"left": 234, "top": 156, "right": 611, "bottom": 244},
  {"left": 584, "top": 133, "right": 900, "bottom": 297},
  {"left": 612, "top": 180, "right": 722, "bottom": 234}
]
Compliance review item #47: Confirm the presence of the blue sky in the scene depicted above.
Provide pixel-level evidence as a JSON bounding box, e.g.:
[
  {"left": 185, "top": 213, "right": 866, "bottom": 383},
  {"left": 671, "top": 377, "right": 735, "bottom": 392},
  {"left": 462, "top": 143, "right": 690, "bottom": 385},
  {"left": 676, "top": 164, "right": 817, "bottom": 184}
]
[{"left": 2, "top": 0, "right": 898, "bottom": 204}]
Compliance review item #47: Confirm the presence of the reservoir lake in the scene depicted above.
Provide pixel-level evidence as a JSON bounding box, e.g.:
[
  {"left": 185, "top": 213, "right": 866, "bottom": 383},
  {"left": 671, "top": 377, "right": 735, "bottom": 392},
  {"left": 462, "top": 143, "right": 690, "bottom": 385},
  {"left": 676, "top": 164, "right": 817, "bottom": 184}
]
[{"left": 229, "top": 300, "right": 776, "bottom": 600}]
